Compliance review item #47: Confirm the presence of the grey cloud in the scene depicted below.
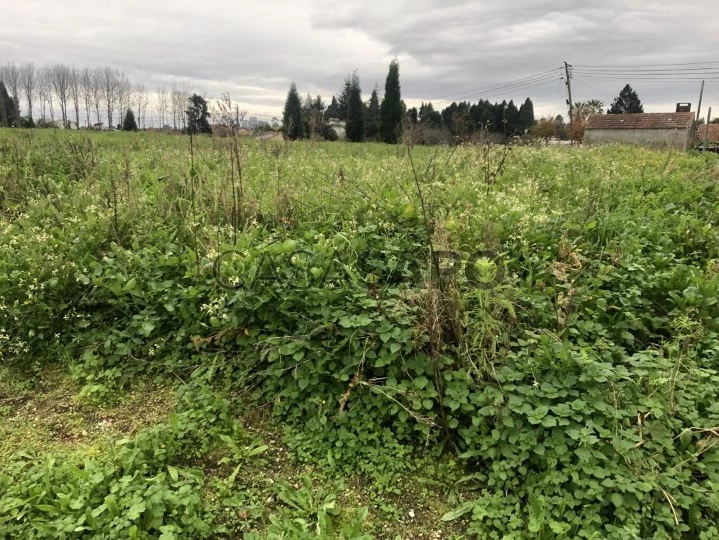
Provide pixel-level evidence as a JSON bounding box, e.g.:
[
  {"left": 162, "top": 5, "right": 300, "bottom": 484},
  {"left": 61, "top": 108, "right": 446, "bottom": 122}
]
[{"left": 2, "top": 0, "right": 718, "bottom": 119}]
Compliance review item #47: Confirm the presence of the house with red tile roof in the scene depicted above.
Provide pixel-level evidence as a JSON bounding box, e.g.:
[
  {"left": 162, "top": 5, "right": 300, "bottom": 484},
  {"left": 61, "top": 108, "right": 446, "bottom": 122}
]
[{"left": 696, "top": 124, "right": 719, "bottom": 149}]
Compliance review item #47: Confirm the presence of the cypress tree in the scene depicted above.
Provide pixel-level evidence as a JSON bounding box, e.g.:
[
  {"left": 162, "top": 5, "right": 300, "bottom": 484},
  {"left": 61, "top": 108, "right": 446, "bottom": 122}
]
[
  {"left": 365, "top": 88, "right": 380, "bottom": 140},
  {"left": 282, "top": 82, "right": 304, "bottom": 140},
  {"left": 379, "top": 59, "right": 403, "bottom": 143},
  {"left": 518, "top": 97, "right": 535, "bottom": 132},
  {"left": 345, "top": 72, "right": 364, "bottom": 142},
  {"left": 122, "top": 109, "right": 138, "bottom": 131},
  {"left": 608, "top": 84, "right": 644, "bottom": 114}
]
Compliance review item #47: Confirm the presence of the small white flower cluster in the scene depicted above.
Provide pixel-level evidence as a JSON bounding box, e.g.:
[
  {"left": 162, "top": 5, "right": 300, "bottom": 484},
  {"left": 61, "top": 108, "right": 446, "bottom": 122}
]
[{"left": 200, "top": 294, "right": 230, "bottom": 320}]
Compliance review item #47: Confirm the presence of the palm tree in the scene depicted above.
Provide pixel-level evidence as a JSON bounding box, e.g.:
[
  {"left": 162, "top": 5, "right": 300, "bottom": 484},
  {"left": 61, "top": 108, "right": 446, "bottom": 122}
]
[
  {"left": 585, "top": 99, "right": 604, "bottom": 115},
  {"left": 573, "top": 102, "right": 590, "bottom": 122},
  {"left": 574, "top": 100, "right": 604, "bottom": 120}
]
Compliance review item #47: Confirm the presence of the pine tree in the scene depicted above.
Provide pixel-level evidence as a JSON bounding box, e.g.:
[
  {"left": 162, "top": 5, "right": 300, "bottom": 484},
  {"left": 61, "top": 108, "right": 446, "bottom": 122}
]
[
  {"left": 345, "top": 72, "right": 364, "bottom": 142},
  {"left": 379, "top": 59, "right": 402, "bottom": 143},
  {"left": 337, "top": 77, "right": 352, "bottom": 121},
  {"left": 185, "top": 94, "right": 212, "bottom": 134},
  {"left": 324, "top": 96, "right": 340, "bottom": 120},
  {"left": 301, "top": 93, "right": 313, "bottom": 138},
  {"left": 282, "top": 82, "right": 304, "bottom": 140},
  {"left": 608, "top": 84, "right": 644, "bottom": 114},
  {"left": 441, "top": 102, "right": 458, "bottom": 133},
  {"left": 419, "top": 102, "right": 442, "bottom": 128},
  {"left": 304, "top": 94, "right": 325, "bottom": 138},
  {"left": 407, "top": 107, "right": 418, "bottom": 125},
  {"left": 518, "top": 97, "right": 535, "bottom": 132},
  {"left": 365, "top": 88, "right": 380, "bottom": 140},
  {"left": 479, "top": 107, "right": 494, "bottom": 131},
  {"left": 122, "top": 109, "right": 138, "bottom": 131}
]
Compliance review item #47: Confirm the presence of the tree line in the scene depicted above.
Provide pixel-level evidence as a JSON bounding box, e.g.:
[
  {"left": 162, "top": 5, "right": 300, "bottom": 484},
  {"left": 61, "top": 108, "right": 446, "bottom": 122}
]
[
  {"left": 283, "top": 60, "right": 538, "bottom": 144},
  {"left": 2, "top": 59, "right": 659, "bottom": 143},
  {"left": 0, "top": 62, "right": 195, "bottom": 129}
]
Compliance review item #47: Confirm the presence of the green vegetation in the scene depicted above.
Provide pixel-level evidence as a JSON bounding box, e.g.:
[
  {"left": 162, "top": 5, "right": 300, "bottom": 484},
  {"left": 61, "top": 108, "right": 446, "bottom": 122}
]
[
  {"left": 1, "top": 128, "right": 719, "bottom": 538},
  {"left": 283, "top": 83, "right": 303, "bottom": 141},
  {"left": 379, "top": 60, "right": 402, "bottom": 144},
  {"left": 123, "top": 109, "right": 138, "bottom": 131},
  {"left": 186, "top": 94, "right": 212, "bottom": 135},
  {"left": 609, "top": 84, "right": 644, "bottom": 114},
  {"left": 345, "top": 73, "right": 364, "bottom": 142}
]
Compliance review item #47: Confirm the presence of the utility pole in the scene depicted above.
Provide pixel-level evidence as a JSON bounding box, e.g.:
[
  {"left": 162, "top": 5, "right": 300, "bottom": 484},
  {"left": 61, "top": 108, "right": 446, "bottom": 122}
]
[
  {"left": 696, "top": 80, "right": 705, "bottom": 123},
  {"left": 564, "top": 62, "right": 574, "bottom": 146},
  {"left": 704, "top": 107, "right": 712, "bottom": 152}
]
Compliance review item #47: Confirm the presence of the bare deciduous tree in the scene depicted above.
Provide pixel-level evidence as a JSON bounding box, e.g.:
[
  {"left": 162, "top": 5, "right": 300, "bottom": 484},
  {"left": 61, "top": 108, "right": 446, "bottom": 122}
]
[
  {"left": 38, "top": 67, "right": 55, "bottom": 122},
  {"left": 90, "top": 68, "right": 103, "bottom": 127},
  {"left": 215, "top": 92, "right": 247, "bottom": 132},
  {"left": 157, "top": 86, "right": 169, "bottom": 127},
  {"left": 134, "top": 83, "right": 149, "bottom": 129},
  {"left": 50, "top": 64, "right": 71, "bottom": 125},
  {"left": 171, "top": 82, "right": 190, "bottom": 131},
  {"left": 100, "top": 67, "right": 118, "bottom": 128},
  {"left": 20, "top": 63, "right": 36, "bottom": 122},
  {"left": 80, "top": 68, "right": 93, "bottom": 126},
  {"left": 116, "top": 73, "right": 131, "bottom": 127},
  {"left": 68, "top": 67, "right": 81, "bottom": 128},
  {"left": 3, "top": 64, "right": 21, "bottom": 118}
]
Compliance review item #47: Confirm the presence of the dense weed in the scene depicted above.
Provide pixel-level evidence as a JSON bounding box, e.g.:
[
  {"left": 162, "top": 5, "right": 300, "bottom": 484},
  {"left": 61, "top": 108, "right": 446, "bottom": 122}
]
[{"left": 1, "top": 130, "right": 719, "bottom": 537}]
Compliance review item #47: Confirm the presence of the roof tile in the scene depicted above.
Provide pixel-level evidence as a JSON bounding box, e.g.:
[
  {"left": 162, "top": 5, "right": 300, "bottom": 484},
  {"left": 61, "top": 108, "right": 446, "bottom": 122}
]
[
  {"left": 697, "top": 124, "right": 719, "bottom": 141},
  {"left": 585, "top": 112, "right": 695, "bottom": 130}
]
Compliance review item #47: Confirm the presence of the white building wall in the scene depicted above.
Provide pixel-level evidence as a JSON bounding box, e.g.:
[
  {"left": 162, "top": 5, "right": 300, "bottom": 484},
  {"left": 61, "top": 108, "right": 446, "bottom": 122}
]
[{"left": 584, "top": 128, "right": 690, "bottom": 150}]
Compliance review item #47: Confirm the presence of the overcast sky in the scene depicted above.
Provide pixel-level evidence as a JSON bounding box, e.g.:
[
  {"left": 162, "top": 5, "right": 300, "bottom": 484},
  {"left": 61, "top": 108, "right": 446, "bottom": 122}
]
[{"left": 3, "top": 0, "right": 719, "bottom": 120}]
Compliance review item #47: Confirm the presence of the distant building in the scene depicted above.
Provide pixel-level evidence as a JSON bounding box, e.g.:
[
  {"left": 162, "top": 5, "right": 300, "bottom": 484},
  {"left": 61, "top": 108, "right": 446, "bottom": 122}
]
[
  {"left": 584, "top": 112, "right": 695, "bottom": 151},
  {"left": 210, "top": 124, "right": 230, "bottom": 137},
  {"left": 210, "top": 124, "right": 254, "bottom": 137},
  {"left": 696, "top": 124, "right": 719, "bottom": 150},
  {"left": 257, "top": 132, "right": 284, "bottom": 142},
  {"left": 51, "top": 119, "right": 79, "bottom": 130},
  {"left": 327, "top": 118, "right": 346, "bottom": 140}
]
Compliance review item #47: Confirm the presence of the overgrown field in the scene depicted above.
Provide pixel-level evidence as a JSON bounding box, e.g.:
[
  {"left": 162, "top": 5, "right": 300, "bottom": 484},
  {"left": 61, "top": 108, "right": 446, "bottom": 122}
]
[{"left": 1, "top": 129, "right": 719, "bottom": 539}]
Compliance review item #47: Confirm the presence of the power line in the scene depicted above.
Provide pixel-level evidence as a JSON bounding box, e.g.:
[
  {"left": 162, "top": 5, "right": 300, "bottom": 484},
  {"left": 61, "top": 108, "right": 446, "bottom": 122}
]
[
  {"left": 573, "top": 66, "right": 719, "bottom": 72},
  {"left": 574, "top": 76, "right": 719, "bottom": 82},
  {"left": 573, "top": 79, "right": 615, "bottom": 101},
  {"left": 574, "top": 60, "right": 719, "bottom": 68},
  {"left": 432, "top": 79, "right": 559, "bottom": 107},
  {"left": 426, "top": 67, "right": 563, "bottom": 103},
  {"left": 573, "top": 69, "right": 719, "bottom": 76},
  {"left": 432, "top": 72, "right": 563, "bottom": 106}
]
